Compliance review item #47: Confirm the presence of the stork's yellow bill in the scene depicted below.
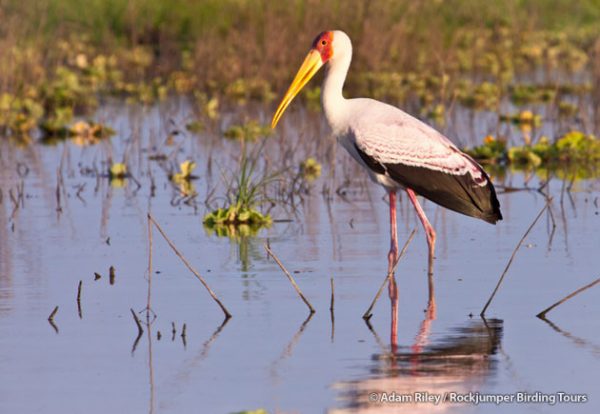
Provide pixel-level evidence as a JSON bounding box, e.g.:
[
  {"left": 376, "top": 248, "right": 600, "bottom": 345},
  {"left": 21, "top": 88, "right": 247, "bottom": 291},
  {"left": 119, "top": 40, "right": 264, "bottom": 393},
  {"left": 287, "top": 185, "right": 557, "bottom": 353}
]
[{"left": 271, "top": 31, "right": 334, "bottom": 128}]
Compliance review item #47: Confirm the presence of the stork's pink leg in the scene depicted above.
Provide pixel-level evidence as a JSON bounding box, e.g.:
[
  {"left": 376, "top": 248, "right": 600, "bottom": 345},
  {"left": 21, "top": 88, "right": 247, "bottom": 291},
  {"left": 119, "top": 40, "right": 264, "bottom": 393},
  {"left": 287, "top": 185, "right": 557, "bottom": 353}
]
[
  {"left": 406, "top": 188, "right": 437, "bottom": 310},
  {"left": 388, "top": 191, "right": 399, "bottom": 269},
  {"left": 387, "top": 191, "right": 399, "bottom": 349}
]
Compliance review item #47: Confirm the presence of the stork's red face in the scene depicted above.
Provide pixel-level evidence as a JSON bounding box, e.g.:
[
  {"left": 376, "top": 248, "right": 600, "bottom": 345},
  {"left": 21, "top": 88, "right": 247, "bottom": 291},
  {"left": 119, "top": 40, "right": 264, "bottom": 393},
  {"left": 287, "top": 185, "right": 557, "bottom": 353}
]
[
  {"left": 271, "top": 31, "right": 335, "bottom": 128},
  {"left": 312, "top": 31, "right": 334, "bottom": 63}
]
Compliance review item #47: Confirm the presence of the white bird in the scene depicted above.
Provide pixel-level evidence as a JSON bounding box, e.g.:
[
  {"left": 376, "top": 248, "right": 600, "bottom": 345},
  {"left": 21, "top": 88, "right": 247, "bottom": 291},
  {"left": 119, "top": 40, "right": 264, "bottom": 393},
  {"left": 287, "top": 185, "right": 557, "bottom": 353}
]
[{"left": 272, "top": 30, "right": 502, "bottom": 281}]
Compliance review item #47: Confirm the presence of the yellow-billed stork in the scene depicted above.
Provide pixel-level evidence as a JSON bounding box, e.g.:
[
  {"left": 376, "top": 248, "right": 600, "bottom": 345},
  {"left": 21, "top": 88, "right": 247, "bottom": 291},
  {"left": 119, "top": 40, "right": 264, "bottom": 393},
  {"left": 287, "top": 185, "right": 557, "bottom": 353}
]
[{"left": 272, "top": 30, "right": 502, "bottom": 281}]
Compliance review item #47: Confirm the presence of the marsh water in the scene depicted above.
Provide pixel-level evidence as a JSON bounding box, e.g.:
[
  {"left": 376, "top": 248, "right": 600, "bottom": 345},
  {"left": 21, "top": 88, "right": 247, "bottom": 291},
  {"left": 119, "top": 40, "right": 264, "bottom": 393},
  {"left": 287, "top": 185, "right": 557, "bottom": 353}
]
[{"left": 1, "top": 98, "right": 599, "bottom": 413}]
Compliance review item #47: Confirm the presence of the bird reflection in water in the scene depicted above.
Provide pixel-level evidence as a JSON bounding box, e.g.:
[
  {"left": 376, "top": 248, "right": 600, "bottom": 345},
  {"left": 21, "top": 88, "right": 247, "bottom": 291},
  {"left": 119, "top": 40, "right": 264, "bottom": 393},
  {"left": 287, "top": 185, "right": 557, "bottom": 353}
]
[{"left": 332, "top": 309, "right": 504, "bottom": 413}]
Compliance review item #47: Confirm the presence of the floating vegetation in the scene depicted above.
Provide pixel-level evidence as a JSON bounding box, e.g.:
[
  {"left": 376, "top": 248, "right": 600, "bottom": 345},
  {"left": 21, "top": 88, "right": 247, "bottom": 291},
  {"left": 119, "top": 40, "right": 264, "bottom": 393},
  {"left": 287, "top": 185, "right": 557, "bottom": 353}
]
[
  {"left": 0, "top": 93, "right": 44, "bottom": 137},
  {"left": 303, "top": 87, "right": 322, "bottom": 111},
  {"left": 223, "top": 120, "right": 271, "bottom": 142},
  {"left": 466, "top": 131, "right": 600, "bottom": 168},
  {"left": 171, "top": 160, "right": 198, "bottom": 196},
  {"left": 204, "top": 206, "right": 271, "bottom": 229},
  {"left": 509, "top": 84, "right": 556, "bottom": 104},
  {"left": 108, "top": 163, "right": 128, "bottom": 188},
  {"left": 69, "top": 121, "right": 115, "bottom": 145},
  {"left": 225, "top": 78, "right": 275, "bottom": 104},
  {"left": 557, "top": 101, "right": 578, "bottom": 117},
  {"left": 456, "top": 81, "right": 500, "bottom": 110},
  {"left": 499, "top": 110, "right": 542, "bottom": 127},
  {"left": 231, "top": 409, "right": 269, "bottom": 414},
  {"left": 194, "top": 93, "right": 220, "bottom": 120},
  {"left": 354, "top": 72, "right": 407, "bottom": 102},
  {"left": 185, "top": 120, "right": 204, "bottom": 133},
  {"left": 203, "top": 144, "right": 277, "bottom": 238},
  {"left": 425, "top": 103, "right": 445, "bottom": 122},
  {"left": 465, "top": 136, "right": 507, "bottom": 163},
  {"left": 300, "top": 158, "right": 322, "bottom": 182},
  {"left": 109, "top": 163, "right": 128, "bottom": 179},
  {"left": 171, "top": 160, "right": 197, "bottom": 182}
]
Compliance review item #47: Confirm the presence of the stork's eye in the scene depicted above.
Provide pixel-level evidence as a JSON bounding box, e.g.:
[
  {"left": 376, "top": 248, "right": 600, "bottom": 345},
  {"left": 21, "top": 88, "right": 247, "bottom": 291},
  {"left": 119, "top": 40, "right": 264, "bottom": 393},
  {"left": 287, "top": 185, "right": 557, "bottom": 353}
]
[{"left": 321, "top": 40, "right": 327, "bottom": 46}]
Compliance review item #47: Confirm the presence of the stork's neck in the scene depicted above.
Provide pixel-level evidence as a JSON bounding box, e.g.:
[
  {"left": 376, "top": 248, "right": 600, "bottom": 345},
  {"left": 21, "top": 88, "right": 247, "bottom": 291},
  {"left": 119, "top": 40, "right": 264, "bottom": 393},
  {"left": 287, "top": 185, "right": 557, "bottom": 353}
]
[{"left": 322, "top": 51, "right": 351, "bottom": 133}]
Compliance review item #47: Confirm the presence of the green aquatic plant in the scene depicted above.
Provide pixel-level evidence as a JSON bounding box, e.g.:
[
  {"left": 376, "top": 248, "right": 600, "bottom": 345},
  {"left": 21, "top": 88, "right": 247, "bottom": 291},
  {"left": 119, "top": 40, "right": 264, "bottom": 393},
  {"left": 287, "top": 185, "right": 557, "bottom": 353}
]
[
  {"left": 170, "top": 160, "right": 198, "bottom": 196},
  {"left": 203, "top": 205, "right": 271, "bottom": 228},
  {"left": 171, "top": 160, "right": 198, "bottom": 182},
  {"left": 299, "top": 157, "right": 322, "bottom": 182},
  {"left": 193, "top": 93, "right": 220, "bottom": 120},
  {"left": 231, "top": 410, "right": 269, "bottom": 414},
  {"left": 509, "top": 84, "right": 556, "bottom": 104},
  {"left": 185, "top": 120, "right": 204, "bottom": 133},
  {"left": 554, "top": 131, "right": 600, "bottom": 162},
  {"left": 203, "top": 144, "right": 277, "bottom": 237},
  {"left": 108, "top": 162, "right": 128, "bottom": 188},
  {"left": 42, "top": 66, "right": 97, "bottom": 110},
  {"left": 39, "top": 107, "right": 75, "bottom": 137},
  {"left": 223, "top": 120, "right": 271, "bottom": 142},
  {"left": 426, "top": 103, "right": 445, "bottom": 122},
  {"left": 303, "top": 86, "right": 322, "bottom": 112},
  {"left": 467, "top": 131, "right": 600, "bottom": 167},
  {"left": 457, "top": 81, "right": 499, "bottom": 110},
  {"left": 557, "top": 101, "right": 578, "bottom": 117},
  {"left": 507, "top": 146, "right": 542, "bottom": 167},
  {"left": 225, "top": 78, "right": 275, "bottom": 103},
  {"left": 354, "top": 72, "right": 407, "bottom": 102},
  {"left": 109, "top": 163, "right": 128, "bottom": 179},
  {"left": 499, "top": 110, "right": 542, "bottom": 126},
  {"left": 69, "top": 121, "right": 115, "bottom": 146},
  {"left": 0, "top": 93, "right": 44, "bottom": 137},
  {"left": 464, "top": 136, "right": 507, "bottom": 163}
]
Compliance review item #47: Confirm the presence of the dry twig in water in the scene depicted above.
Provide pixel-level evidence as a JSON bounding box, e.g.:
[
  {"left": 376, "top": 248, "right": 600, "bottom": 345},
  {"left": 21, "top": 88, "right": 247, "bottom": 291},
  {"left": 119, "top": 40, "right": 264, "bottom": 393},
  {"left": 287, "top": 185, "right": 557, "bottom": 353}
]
[
  {"left": 77, "top": 280, "right": 83, "bottom": 319},
  {"left": 48, "top": 306, "right": 59, "bottom": 333},
  {"left": 480, "top": 201, "right": 551, "bottom": 316},
  {"left": 536, "top": 277, "right": 600, "bottom": 319},
  {"left": 363, "top": 229, "right": 417, "bottom": 320},
  {"left": 130, "top": 308, "right": 144, "bottom": 335},
  {"left": 48, "top": 305, "right": 59, "bottom": 321},
  {"left": 148, "top": 213, "right": 231, "bottom": 319},
  {"left": 264, "top": 243, "right": 315, "bottom": 314}
]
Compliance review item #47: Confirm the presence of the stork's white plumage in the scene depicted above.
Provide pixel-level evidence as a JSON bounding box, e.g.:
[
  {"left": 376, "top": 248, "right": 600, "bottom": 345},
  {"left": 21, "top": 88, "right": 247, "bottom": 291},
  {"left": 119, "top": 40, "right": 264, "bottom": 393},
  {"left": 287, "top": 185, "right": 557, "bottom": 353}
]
[{"left": 272, "top": 30, "right": 502, "bottom": 282}]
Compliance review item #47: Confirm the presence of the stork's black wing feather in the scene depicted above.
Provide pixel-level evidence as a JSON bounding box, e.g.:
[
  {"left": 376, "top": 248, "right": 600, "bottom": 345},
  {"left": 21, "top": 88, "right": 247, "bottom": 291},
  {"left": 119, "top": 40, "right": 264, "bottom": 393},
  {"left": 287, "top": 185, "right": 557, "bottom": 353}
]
[{"left": 354, "top": 144, "right": 502, "bottom": 224}]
